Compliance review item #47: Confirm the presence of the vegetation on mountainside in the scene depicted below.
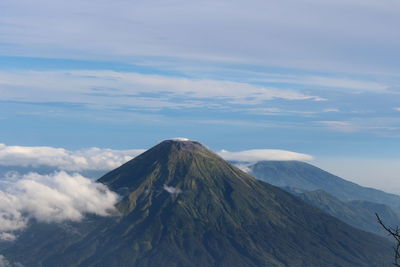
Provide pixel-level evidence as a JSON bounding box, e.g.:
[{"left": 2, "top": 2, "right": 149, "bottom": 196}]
[{"left": 0, "top": 141, "right": 394, "bottom": 266}]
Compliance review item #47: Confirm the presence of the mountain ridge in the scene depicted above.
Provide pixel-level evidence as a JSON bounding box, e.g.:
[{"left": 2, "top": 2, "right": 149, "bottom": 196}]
[
  {"left": 249, "top": 160, "right": 400, "bottom": 212},
  {"left": 283, "top": 187, "right": 400, "bottom": 237}
]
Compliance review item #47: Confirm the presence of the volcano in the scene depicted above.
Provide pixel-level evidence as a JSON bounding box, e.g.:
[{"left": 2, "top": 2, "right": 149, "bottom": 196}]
[{"left": 1, "top": 139, "right": 393, "bottom": 266}]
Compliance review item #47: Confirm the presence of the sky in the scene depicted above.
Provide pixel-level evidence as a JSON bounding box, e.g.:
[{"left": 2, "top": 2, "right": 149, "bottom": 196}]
[{"left": 0, "top": 0, "right": 399, "bottom": 193}]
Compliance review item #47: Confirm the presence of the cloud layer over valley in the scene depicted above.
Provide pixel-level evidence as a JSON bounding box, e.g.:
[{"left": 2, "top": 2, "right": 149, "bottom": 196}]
[{"left": 0, "top": 171, "right": 118, "bottom": 241}]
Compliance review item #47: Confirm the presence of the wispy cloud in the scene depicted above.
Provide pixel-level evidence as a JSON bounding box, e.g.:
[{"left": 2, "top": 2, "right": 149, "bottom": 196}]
[
  {"left": 0, "top": 70, "right": 323, "bottom": 109},
  {"left": 0, "top": 171, "right": 118, "bottom": 241},
  {"left": 217, "top": 149, "right": 313, "bottom": 162},
  {"left": 246, "top": 107, "right": 320, "bottom": 116},
  {"left": 323, "top": 108, "right": 340, "bottom": 112},
  {"left": 318, "top": 121, "right": 357, "bottom": 132},
  {"left": 317, "top": 118, "right": 400, "bottom": 134}
]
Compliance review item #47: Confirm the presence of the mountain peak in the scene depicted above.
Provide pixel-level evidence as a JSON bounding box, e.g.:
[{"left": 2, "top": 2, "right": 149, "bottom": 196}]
[
  {"left": 158, "top": 138, "right": 204, "bottom": 150},
  {"left": 97, "top": 138, "right": 236, "bottom": 204},
  {"left": 3, "top": 140, "right": 393, "bottom": 266},
  {"left": 153, "top": 138, "right": 211, "bottom": 155}
]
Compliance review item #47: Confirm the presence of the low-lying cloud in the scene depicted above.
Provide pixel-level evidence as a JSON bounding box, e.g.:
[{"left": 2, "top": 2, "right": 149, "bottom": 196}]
[
  {"left": 0, "top": 144, "right": 314, "bottom": 174},
  {"left": 0, "top": 171, "right": 118, "bottom": 241},
  {"left": 0, "top": 144, "right": 144, "bottom": 171},
  {"left": 0, "top": 254, "right": 23, "bottom": 267},
  {"left": 163, "top": 185, "right": 182, "bottom": 194},
  {"left": 217, "top": 149, "right": 313, "bottom": 162}
]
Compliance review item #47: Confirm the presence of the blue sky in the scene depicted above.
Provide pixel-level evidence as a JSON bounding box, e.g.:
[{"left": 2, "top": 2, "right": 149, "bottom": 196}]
[{"left": 0, "top": 0, "right": 400, "bottom": 192}]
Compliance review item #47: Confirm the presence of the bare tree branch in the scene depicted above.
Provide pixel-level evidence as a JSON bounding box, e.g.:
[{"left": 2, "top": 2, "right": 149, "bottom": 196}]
[{"left": 376, "top": 213, "right": 400, "bottom": 267}]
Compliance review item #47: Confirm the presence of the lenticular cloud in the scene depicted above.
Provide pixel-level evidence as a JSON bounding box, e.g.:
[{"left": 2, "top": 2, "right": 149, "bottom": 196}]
[
  {"left": 217, "top": 149, "right": 313, "bottom": 162},
  {"left": 0, "top": 171, "right": 119, "bottom": 241}
]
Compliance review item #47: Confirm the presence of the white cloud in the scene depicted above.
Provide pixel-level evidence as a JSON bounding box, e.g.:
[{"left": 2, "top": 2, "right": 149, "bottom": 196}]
[
  {"left": 0, "top": 233, "right": 16, "bottom": 242},
  {"left": 0, "top": 144, "right": 144, "bottom": 171},
  {"left": 0, "top": 255, "right": 11, "bottom": 267},
  {"left": 0, "top": 171, "right": 118, "bottom": 240},
  {"left": 163, "top": 185, "right": 182, "bottom": 194},
  {"left": 234, "top": 164, "right": 251, "bottom": 173},
  {"left": 0, "top": 254, "right": 23, "bottom": 267},
  {"left": 217, "top": 149, "right": 313, "bottom": 162},
  {"left": 394, "top": 107, "right": 400, "bottom": 111}
]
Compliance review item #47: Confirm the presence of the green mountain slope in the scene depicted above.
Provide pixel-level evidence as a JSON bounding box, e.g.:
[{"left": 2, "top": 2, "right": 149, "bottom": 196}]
[
  {"left": 0, "top": 140, "right": 394, "bottom": 266},
  {"left": 250, "top": 161, "right": 400, "bottom": 212},
  {"left": 284, "top": 187, "right": 400, "bottom": 237}
]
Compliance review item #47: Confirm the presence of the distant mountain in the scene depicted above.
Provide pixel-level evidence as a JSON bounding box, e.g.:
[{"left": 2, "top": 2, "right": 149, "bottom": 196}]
[
  {"left": 249, "top": 161, "right": 400, "bottom": 212},
  {"left": 284, "top": 187, "right": 400, "bottom": 237},
  {"left": 1, "top": 140, "right": 393, "bottom": 266}
]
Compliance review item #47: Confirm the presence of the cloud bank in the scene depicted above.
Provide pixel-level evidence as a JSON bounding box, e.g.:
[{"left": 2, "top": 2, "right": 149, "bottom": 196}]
[
  {"left": 217, "top": 149, "right": 313, "bottom": 162},
  {"left": 0, "top": 144, "right": 144, "bottom": 171},
  {"left": 0, "top": 144, "right": 314, "bottom": 174},
  {"left": 0, "top": 171, "right": 118, "bottom": 241}
]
